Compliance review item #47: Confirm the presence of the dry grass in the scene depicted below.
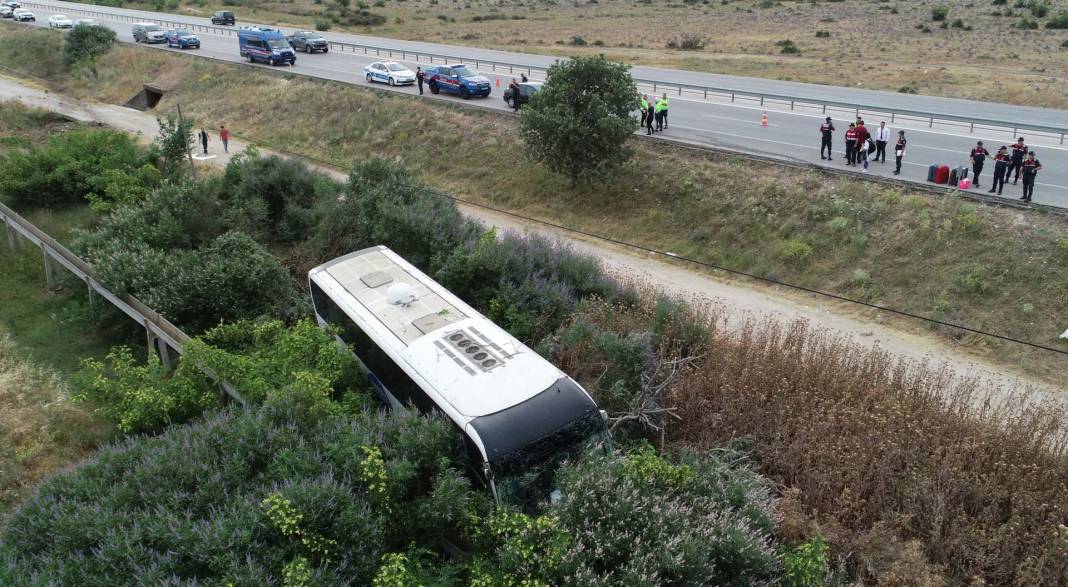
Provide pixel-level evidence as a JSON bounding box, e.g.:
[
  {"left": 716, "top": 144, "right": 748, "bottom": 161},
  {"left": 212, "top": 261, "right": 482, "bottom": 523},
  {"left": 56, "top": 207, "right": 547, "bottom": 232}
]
[
  {"left": 556, "top": 296, "right": 1068, "bottom": 584},
  {"left": 0, "top": 334, "right": 112, "bottom": 516},
  {"left": 1, "top": 25, "right": 1063, "bottom": 382},
  {"left": 116, "top": 0, "right": 1068, "bottom": 108}
]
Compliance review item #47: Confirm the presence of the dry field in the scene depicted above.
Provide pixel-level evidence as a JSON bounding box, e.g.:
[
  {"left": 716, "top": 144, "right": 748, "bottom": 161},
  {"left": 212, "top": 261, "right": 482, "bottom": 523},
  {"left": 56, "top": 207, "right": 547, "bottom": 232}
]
[{"left": 135, "top": 0, "right": 1068, "bottom": 107}]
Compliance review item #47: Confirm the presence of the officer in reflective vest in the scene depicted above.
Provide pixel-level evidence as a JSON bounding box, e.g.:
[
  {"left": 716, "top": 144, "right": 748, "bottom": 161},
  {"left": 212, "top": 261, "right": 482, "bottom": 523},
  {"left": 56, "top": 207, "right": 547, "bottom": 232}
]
[
  {"left": 654, "top": 96, "right": 667, "bottom": 131},
  {"left": 640, "top": 95, "right": 649, "bottom": 128},
  {"left": 659, "top": 93, "right": 669, "bottom": 129}
]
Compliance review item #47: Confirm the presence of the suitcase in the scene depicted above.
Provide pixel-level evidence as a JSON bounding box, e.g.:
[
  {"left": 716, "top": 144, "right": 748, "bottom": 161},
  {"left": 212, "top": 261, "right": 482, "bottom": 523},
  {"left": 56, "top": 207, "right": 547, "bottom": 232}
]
[
  {"left": 957, "top": 166, "right": 968, "bottom": 181},
  {"left": 948, "top": 168, "right": 959, "bottom": 186},
  {"left": 927, "top": 163, "right": 938, "bottom": 182},
  {"left": 958, "top": 178, "right": 971, "bottom": 189},
  {"left": 935, "top": 165, "right": 950, "bottom": 184}
]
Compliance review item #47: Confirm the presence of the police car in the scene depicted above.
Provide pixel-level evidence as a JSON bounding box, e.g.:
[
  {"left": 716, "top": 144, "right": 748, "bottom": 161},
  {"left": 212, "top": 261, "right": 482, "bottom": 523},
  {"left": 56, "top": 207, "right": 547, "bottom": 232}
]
[{"left": 363, "top": 61, "right": 416, "bottom": 86}]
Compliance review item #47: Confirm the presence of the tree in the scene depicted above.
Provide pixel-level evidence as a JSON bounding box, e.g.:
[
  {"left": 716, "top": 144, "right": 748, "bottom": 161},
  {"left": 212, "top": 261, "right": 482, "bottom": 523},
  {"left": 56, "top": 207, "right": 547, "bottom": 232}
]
[
  {"left": 154, "top": 111, "right": 194, "bottom": 179},
  {"left": 62, "top": 24, "right": 116, "bottom": 76},
  {"left": 518, "top": 55, "right": 638, "bottom": 183}
]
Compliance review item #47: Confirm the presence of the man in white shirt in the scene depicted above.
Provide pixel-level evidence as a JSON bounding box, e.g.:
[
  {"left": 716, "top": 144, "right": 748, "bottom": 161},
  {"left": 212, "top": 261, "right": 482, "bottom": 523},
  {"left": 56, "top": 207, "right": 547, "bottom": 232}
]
[{"left": 874, "top": 121, "right": 891, "bottom": 163}]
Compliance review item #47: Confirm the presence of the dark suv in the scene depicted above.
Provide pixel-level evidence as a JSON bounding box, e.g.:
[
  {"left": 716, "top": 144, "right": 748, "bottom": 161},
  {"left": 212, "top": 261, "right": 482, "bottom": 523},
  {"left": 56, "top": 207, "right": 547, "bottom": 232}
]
[
  {"left": 286, "top": 31, "right": 328, "bottom": 53},
  {"left": 211, "top": 10, "right": 235, "bottom": 25}
]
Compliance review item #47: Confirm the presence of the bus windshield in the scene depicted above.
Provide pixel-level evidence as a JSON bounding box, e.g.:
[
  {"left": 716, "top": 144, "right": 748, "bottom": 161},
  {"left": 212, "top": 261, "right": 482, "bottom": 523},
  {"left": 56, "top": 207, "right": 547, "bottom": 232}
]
[{"left": 491, "top": 410, "right": 608, "bottom": 507}]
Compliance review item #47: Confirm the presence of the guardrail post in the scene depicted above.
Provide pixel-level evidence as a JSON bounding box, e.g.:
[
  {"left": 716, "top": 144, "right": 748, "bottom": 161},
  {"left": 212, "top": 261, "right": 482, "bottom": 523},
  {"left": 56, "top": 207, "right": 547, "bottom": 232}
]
[
  {"left": 891, "top": 113, "right": 895, "bottom": 122},
  {"left": 43, "top": 250, "right": 54, "bottom": 288},
  {"left": 1061, "top": 133, "right": 1065, "bottom": 145},
  {"left": 731, "top": 92, "right": 735, "bottom": 103},
  {"left": 760, "top": 96, "right": 764, "bottom": 106},
  {"left": 790, "top": 100, "right": 794, "bottom": 110},
  {"left": 969, "top": 122, "right": 974, "bottom": 133},
  {"left": 929, "top": 117, "right": 933, "bottom": 128},
  {"left": 677, "top": 87, "right": 681, "bottom": 96}
]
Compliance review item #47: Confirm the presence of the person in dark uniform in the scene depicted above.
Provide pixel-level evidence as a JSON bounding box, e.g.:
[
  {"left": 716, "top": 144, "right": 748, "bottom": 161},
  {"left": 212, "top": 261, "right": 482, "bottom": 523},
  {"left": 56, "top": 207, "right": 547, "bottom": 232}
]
[
  {"left": 416, "top": 67, "right": 425, "bottom": 95},
  {"left": 198, "top": 127, "right": 209, "bottom": 155},
  {"left": 844, "top": 123, "right": 857, "bottom": 166},
  {"left": 893, "top": 130, "right": 906, "bottom": 175},
  {"left": 819, "top": 116, "right": 834, "bottom": 160},
  {"left": 989, "top": 146, "right": 1009, "bottom": 195},
  {"left": 521, "top": 73, "right": 528, "bottom": 83},
  {"left": 969, "top": 140, "right": 989, "bottom": 188},
  {"left": 646, "top": 100, "right": 655, "bottom": 135},
  {"left": 1007, "top": 137, "right": 1027, "bottom": 184},
  {"left": 509, "top": 79, "right": 521, "bottom": 112},
  {"left": 1020, "top": 151, "right": 1041, "bottom": 202}
]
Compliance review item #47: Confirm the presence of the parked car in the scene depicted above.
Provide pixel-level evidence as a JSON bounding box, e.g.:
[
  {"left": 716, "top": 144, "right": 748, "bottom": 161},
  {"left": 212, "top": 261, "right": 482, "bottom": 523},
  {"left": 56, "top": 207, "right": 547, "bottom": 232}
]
[
  {"left": 423, "top": 63, "right": 491, "bottom": 99},
  {"left": 286, "top": 31, "right": 328, "bottom": 53},
  {"left": 164, "top": 28, "right": 200, "bottom": 49},
  {"left": 1, "top": 1, "right": 21, "bottom": 9},
  {"left": 132, "top": 22, "right": 166, "bottom": 43},
  {"left": 503, "top": 82, "right": 542, "bottom": 108},
  {"left": 0, "top": 6, "right": 13, "bottom": 18},
  {"left": 211, "top": 10, "right": 235, "bottom": 25},
  {"left": 73, "top": 18, "right": 96, "bottom": 27},
  {"left": 237, "top": 26, "right": 295, "bottom": 66},
  {"left": 11, "top": 7, "right": 32, "bottom": 21},
  {"left": 363, "top": 61, "right": 416, "bottom": 86},
  {"left": 47, "top": 14, "right": 72, "bottom": 28}
]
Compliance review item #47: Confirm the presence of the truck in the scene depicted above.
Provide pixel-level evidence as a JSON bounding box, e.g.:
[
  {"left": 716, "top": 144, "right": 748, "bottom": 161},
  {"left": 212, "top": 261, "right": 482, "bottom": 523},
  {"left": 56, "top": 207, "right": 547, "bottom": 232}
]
[
  {"left": 286, "top": 31, "right": 328, "bottom": 53},
  {"left": 237, "top": 26, "right": 296, "bottom": 66},
  {"left": 424, "top": 64, "right": 492, "bottom": 99}
]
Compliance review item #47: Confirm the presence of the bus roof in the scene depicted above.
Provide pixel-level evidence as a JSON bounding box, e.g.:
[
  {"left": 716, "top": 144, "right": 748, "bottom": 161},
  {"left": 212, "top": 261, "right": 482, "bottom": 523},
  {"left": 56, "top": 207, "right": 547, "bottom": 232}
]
[{"left": 309, "top": 246, "right": 566, "bottom": 419}]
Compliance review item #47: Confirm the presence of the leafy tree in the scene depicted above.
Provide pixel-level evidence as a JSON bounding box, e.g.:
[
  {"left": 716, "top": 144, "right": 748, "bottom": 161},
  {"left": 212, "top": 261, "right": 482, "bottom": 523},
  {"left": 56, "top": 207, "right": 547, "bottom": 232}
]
[
  {"left": 154, "top": 112, "right": 194, "bottom": 179},
  {"left": 518, "top": 55, "right": 638, "bottom": 183},
  {"left": 62, "top": 23, "right": 116, "bottom": 76}
]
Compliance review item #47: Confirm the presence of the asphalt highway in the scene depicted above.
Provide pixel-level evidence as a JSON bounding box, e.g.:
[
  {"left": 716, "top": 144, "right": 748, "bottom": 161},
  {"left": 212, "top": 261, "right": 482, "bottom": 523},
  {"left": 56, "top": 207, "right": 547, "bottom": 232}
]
[{"left": 10, "top": 0, "right": 1068, "bottom": 208}]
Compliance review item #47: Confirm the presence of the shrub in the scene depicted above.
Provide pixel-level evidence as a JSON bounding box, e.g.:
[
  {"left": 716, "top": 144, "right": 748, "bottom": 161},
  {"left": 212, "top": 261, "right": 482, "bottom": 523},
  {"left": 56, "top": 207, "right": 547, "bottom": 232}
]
[
  {"left": 71, "top": 346, "right": 215, "bottom": 433},
  {"left": 0, "top": 129, "right": 157, "bottom": 209},
  {"left": 1016, "top": 16, "right": 1039, "bottom": 28},
  {"left": 666, "top": 33, "right": 707, "bottom": 50},
  {"left": 63, "top": 21, "right": 117, "bottom": 74},
  {"left": 519, "top": 55, "right": 638, "bottom": 183},
  {"left": 211, "top": 153, "right": 337, "bottom": 243},
  {"left": 0, "top": 404, "right": 484, "bottom": 585},
  {"left": 315, "top": 18, "right": 332, "bottom": 30},
  {"left": 931, "top": 5, "right": 948, "bottom": 20},
  {"left": 1029, "top": 0, "right": 1049, "bottom": 18},
  {"left": 776, "top": 39, "right": 800, "bottom": 54},
  {"left": 1047, "top": 10, "right": 1068, "bottom": 28},
  {"left": 568, "top": 35, "right": 587, "bottom": 46},
  {"left": 783, "top": 536, "right": 830, "bottom": 587},
  {"left": 814, "top": 30, "right": 831, "bottom": 38}
]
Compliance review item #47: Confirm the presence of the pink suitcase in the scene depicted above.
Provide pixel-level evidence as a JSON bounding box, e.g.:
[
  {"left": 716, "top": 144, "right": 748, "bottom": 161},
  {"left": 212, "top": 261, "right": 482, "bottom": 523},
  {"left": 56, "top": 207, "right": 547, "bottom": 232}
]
[{"left": 958, "top": 178, "right": 971, "bottom": 190}]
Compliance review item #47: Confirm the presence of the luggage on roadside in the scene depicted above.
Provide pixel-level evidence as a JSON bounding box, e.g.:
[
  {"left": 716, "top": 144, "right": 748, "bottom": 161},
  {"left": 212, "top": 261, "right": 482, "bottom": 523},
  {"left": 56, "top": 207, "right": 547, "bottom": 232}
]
[
  {"left": 927, "top": 163, "right": 938, "bottom": 182},
  {"left": 934, "top": 165, "right": 950, "bottom": 184},
  {"left": 956, "top": 166, "right": 969, "bottom": 181},
  {"left": 948, "top": 167, "right": 959, "bottom": 186},
  {"left": 958, "top": 178, "right": 971, "bottom": 189}
]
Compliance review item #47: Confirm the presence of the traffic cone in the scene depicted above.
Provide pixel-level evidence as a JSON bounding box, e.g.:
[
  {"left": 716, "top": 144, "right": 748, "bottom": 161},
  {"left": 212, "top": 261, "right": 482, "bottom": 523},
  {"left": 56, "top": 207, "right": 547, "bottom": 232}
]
[
  {"left": 496, "top": 78, "right": 500, "bottom": 87},
  {"left": 760, "top": 111, "right": 768, "bottom": 128}
]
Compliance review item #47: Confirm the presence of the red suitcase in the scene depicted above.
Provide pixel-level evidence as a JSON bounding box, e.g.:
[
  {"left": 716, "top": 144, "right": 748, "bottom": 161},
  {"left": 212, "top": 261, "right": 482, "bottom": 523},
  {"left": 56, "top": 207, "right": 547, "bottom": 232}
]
[{"left": 934, "top": 165, "right": 950, "bottom": 184}]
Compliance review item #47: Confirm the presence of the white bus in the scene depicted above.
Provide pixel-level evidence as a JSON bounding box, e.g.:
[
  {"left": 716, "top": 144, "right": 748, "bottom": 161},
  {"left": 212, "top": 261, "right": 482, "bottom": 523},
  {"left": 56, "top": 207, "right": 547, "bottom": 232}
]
[{"left": 308, "top": 245, "right": 608, "bottom": 504}]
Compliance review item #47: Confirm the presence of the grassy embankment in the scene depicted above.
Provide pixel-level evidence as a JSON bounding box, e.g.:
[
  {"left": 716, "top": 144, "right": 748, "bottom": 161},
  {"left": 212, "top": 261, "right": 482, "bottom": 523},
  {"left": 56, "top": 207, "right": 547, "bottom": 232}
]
[
  {"left": 0, "top": 103, "right": 115, "bottom": 516},
  {"left": 105, "top": 0, "right": 1068, "bottom": 108},
  {"left": 2, "top": 25, "right": 1064, "bottom": 382}
]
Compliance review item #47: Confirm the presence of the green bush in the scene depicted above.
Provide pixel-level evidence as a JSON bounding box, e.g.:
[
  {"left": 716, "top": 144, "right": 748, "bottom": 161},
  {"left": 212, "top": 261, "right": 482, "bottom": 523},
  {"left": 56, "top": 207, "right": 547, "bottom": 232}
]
[
  {"left": 0, "top": 129, "right": 157, "bottom": 209},
  {"left": 1047, "top": 10, "right": 1068, "bottom": 28},
  {"left": 0, "top": 403, "right": 485, "bottom": 585},
  {"left": 783, "top": 536, "right": 830, "bottom": 587},
  {"left": 931, "top": 5, "right": 949, "bottom": 20},
  {"left": 212, "top": 153, "right": 337, "bottom": 243},
  {"left": 315, "top": 18, "right": 332, "bottom": 30},
  {"left": 1029, "top": 0, "right": 1049, "bottom": 18},
  {"left": 63, "top": 22, "right": 117, "bottom": 74}
]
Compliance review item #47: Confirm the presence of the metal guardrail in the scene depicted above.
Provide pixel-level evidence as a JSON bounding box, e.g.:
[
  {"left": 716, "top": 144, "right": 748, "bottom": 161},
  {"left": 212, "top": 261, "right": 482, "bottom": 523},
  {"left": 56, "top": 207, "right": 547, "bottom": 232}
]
[
  {"left": 18, "top": 1, "right": 1068, "bottom": 143},
  {"left": 0, "top": 200, "right": 245, "bottom": 404}
]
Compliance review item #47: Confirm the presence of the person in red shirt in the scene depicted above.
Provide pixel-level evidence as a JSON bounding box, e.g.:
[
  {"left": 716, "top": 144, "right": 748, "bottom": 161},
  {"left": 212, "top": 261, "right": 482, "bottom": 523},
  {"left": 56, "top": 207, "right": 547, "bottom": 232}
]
[
  {"left": 854, "top": 119, "right": 869, "bottom": 149},
  {"left": 969, "top": 140, "right": 989, "bottom": 188},
  {"left": 219, "top": 125, "right": 230, "bottom": 154},
  {"left": 989, "top": 146, "right": 1009, "bottom": 195},
  {"left": 1019, "top": 151, "right": 1042, "bottom": 202},
  {"left": 1007, "top": 137, "right": 1027, "bottom": 184},
  {"left": 844, "top": 123, "right": 857, "bottom": 166}
]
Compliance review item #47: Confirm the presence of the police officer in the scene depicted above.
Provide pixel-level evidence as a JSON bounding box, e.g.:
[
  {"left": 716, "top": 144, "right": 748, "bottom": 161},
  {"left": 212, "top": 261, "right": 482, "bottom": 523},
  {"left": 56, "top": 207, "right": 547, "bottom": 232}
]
[
  {"left": 1020, "top": 151, "right": 1042, "bottom": 202},
  {"left": 819, "top": 116, "right": 834, "bottom": 160},
  {"left": 640, "top": 94, "right": 649, "bottom": 128},
  {"left": 646, "top": 99, "right": 655, "bottom": 136},
  {"left": 969, "top": 140, "right": 989, "bottom": 188},
  {"left": 654, "top": 95, "right": 666, "bottom": 131},
  {"left": 509, "top": 78, "right": 521, "bottom": 112},
  {"left": 844, "top": 122, "right": 857, "bottom": 166},
  {"left": 989, "top": 146, "right": 1009, "bottom": 195},
  {"left": 659, "top": 93, "right": 669, "bottom": 129},
  {"left": 416, "top": 67, "right": 425, "bottom": 95},
  {"left": 1007, "top": 137, "right": 1027, "bottom": 184},
  {"left": 893, "top": 130, "right": 906, "bottom": 175}
]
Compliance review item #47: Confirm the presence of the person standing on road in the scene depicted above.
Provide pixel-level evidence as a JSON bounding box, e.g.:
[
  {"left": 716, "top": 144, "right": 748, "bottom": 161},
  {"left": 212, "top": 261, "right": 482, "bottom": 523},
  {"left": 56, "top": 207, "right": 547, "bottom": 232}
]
[
  {"left": 893, "top": 130, "right": 906, "bottom": 175},
  {"left": 416, "top": 67, "right": 425, "bottom": 95},
  {"left": 970, "top": 140, "right": 989, "bottom": 188},
  {"left": 857, "top": 135, "right": 870, "bottom": 172},
  {"left": 854, "top": 119, "right": 869, "bottom": 154},
  {"left": 660, "top": 93, "right": 669, "bottom": 129},
  {"left": 640, "top": 95, "right": 649, "bottom": 128},
  {"left": 1020, "top": 151, "right": 1042, "bottom": 202},
  {"left": 990, "top": 146, "right": 1009, "bottom": 195},
  {"left": 219, "top": 125, "right": 230, "bottom": 154},
  {"left": 819, "top": 116, "right": 834, "bottom": 160},
  {"left": 509, "top": 79, "right": 521, "bottom": 112},
  {"left": 1007, "top": 137, "right": 1027, "bottom": 184},
  {"left": 521, "top": 73, "right": 528, "bottom": 83},
  {"left": 654, "top": 95, "right": 666, "bottom": 132},
  {"left": 844, "top": 123, "right": 857, "bottom": 166},
  {"left": 646, "top": 99, "right": 655, "bottom": 136},
  {"left": 198, "top": 127, "right": 209, "bottom": 155},
  {"left": 874, "top": 121, "right": 890, "bottom": 163}
]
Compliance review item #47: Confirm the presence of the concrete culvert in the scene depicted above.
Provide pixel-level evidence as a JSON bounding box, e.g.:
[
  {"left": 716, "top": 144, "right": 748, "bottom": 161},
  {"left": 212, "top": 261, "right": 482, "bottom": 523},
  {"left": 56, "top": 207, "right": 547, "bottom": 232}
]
[{"left": 124, "top": 84, "right": 164, "bottom": 111}]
